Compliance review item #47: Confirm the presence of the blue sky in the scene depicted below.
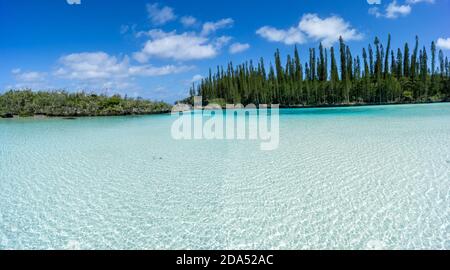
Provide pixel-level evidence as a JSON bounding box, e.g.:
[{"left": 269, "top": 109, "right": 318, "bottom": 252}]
[{"left": 1, "top": 0, "right": 449, "bottom": 103}]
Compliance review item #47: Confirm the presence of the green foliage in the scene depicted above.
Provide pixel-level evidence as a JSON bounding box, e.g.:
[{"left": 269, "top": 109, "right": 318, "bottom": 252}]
[
  {"left": 0, "top": 90, "right": 171, "bottom": 117},
  {"left": 402, "top": 91, "right": 414, "bottom": 101},
  {"left": 188, "top": 35, "right": 450, "bottom": 106}
]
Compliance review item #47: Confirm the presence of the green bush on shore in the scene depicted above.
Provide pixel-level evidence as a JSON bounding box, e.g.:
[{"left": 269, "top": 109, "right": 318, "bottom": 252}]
[{"left": 0, "top": 90, "right": 172, "bottom": 117}]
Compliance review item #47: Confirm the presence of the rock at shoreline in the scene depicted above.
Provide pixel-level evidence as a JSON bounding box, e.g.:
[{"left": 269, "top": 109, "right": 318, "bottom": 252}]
[
  {"left": 172, "top": 103, "right": 192, "bottom": 112},
  {"left": 1, "top": 113, "right": 13, "bottom": 119},
  {"left": 204, "top": 104, "right": 223, "bottom": 110}
]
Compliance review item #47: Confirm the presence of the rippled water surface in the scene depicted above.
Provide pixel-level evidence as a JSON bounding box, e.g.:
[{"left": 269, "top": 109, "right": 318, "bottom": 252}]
[{"left": 1, "top": 103, "right": 449, "bottom": 250}]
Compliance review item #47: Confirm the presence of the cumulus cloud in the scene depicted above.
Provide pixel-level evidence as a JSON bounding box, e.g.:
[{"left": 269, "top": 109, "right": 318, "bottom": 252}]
[
  {"left": 229, "top": 42, "right": 250, "bottom": 54},
  {"left": 385, "top": 1, "right": 412, "bottom": 18},
  {"left": 12, "top": 69, "right": 46, "bottom": 82},
  {"left": 133, "top": 29, "right": 229, "bottom": 62},
  {"left": 56, "top": 52, "right": 192, "bottom": 80},
  {"left": 134, "top": 4, "right": 237, "bottom": 62},
  {"left": 437, "top": 38, "right": 450, "bottom": 50},
  {"left": 11, "top": 68, "right": 21, "bottom": 74},
  {"left": 55, "top": 52, "right": 129, "bottom": 80},
  {"left": 191, "top": 74, "right": 203, "bottom": 83},
  {"left": 367, "top": 0, "right": 381, "bottom": 4},
  {"left": 49, "top": 51, "right": 193, "bottom": 91},
  {"left": 147, "top": 3, "right": 176, "bottom": 25},
  {"left": 214, "top": 36, "right": 232, "bottom": 48},
  {"left": 369, "top": 7, "right": 383, "bottom": 17},
  {"left": 128, "top": 64, "right": 193, "bottom": 76},
  {"left": 256, "top": 26, "right": 306, "bottom": 45},
  {"left": 10, "top": 69, "right": 49, "bottom": 89},
  {"left": 67, "top": 0, "right": 81, "bottom": 5},
  {"left": 201, "top": 18, "right": 234, "bottom": 36},
  {"left": 180, "top": 16, "right": 198, "bottom": 27},
  {"left": 299, "top": 14, "right": 363, "bottom": 46},
  {"left": 370, "top": 0, "right": 434, "bottom": 19},
  {"left": 257, "top": 14, "right": 362, "bottom": 47}
]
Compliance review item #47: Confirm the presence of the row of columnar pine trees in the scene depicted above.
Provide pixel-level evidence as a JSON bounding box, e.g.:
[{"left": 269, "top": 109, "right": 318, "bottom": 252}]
[{"left": 188, "top": 35, "right": 450, "bottom": 106}]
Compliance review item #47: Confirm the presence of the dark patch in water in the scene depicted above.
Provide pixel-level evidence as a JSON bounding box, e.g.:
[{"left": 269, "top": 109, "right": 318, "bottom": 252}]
[{"left": 62, "top": 117, "right": 77, "bottom": 120}]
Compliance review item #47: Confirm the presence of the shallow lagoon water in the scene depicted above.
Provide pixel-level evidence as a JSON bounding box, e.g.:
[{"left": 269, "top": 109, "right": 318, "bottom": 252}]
[{"left": 0, "top": 103, "right": 449, "bottom": 250}]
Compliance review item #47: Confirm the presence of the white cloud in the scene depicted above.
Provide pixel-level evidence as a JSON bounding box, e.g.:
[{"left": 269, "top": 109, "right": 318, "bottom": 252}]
[
  {"left": 120, "top": 24, "right": 138, "bottom": 36},
  {"left": 120, "top": 25, "right": 130, "bottom": 35},
  {"left": 52, "top": 52, "right": 192, "bottom": 91},
  {"left": 17, "top": 71, "right": 45, "bottom": 82},
  {"left": 229, "top": 42, "right": 250, "bottom": 54},
  {"left": 191, "top": 74, "right": 203, "bottom": 83},
  {"left": 201, "top": 18, "right": 234, "bottom": 36},
  {"left": 134, "top": 8, "right": 236, "bottom": 62},
  {"left": 214, "top": 36, "right": 232, "bottom": 48},
  {"left": 11, "top": 68, "right": 22, "bottom": 75},
  {"left": 369, "top": 7, "right": 383, "bottom": 17},
  {"left": 299, "top": 14, "right": 363, "bottom": 46},
  {"left": 10, "top": 69, "right": 49, "bottom": 89},
  {"left": 367, "top": 0, "right": 381, "bottom": 4},
  {"left": 56, "top": 52, "right": 129, "bottom": 80},
  {"left": 133, "top": 30, "right": 225, "bottom": 62},
  {"left": 180, "top": 16, "right": 198, "bottom": 27},
  {"left": 129, "top": 64, "right": 193, "bottom": 76},
  {"left": 256, "top": 26, "right": 306, "bottom": 45},
  {"left": 67, "top": 0, "right": 81, "bottom": 5},
  {"left": 12, "top": 69, "right": 46, "bottom": 82},
  {"left": 370, "top": 0, "right": 434, "bottom": 19},
  {"left": 9, "top": 52, "right": 194, "bottom": 92},
  {"left": 385, "top": 1, "right": 412, "bottom": 18},
  {"left": 437, "top": 38, "right": 450, "bottom": 50},
  {"left": 257, "top": 14, "right": 362, "bottom": 47},
  {"left": 57, "top": 52, "right": 192, "bottom": 79},
  {"left": 146, "top": 3, "right": 176, "bottom": 25}
]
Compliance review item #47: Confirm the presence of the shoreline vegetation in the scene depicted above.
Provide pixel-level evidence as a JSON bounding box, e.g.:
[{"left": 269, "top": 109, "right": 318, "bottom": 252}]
[
  {"left": 1, "top": 89, "right": 448, "bottom": 119},
  {"left": 0, "top": 90, "right": 172, "bottom": 118},
  {"left": 184, "top": 35, "right": 450, "bottom": 107}
]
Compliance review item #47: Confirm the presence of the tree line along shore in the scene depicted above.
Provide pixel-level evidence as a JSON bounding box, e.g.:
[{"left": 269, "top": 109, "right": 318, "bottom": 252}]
[
  {"left": 185, "top": 35, "right": 450, "bottom": 106},
  {"left": 0, "top": 90, "right": 172, "bottom": 118}
]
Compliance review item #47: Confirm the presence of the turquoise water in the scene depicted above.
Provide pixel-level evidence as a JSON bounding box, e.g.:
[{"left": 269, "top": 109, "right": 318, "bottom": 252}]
[{"left": 0, "top": 103, "right": 449, "bottom": 250}]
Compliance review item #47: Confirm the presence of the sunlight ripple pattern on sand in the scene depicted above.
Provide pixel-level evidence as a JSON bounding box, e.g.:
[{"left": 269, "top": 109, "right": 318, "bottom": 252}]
[{"left": 0, "top": 103, "right": 449, "bottom": 250}]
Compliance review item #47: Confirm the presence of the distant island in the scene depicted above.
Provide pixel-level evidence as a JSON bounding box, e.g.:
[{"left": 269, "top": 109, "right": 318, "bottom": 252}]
[
  {"left": 184, "top": 35, "right": 450, "bottom": 107},
  {"left": 0, "top": 90, "right": 172, "bottom": 118}
]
